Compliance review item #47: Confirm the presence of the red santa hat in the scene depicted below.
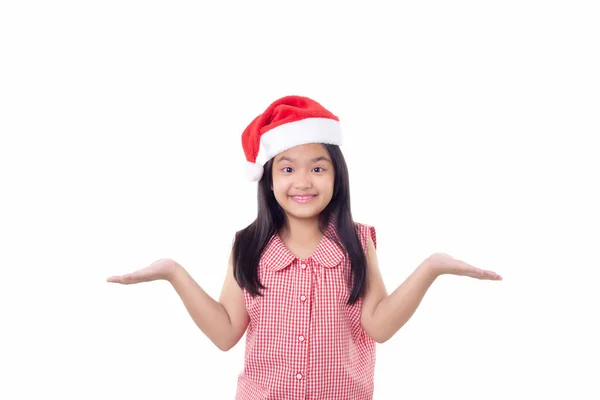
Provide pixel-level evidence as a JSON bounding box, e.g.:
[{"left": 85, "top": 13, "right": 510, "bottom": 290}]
[{"left": 241, "top": 95, "right": 343, "bottom": 181}]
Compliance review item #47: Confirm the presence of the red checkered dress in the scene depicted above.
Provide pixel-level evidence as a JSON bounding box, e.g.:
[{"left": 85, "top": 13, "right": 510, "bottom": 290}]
[{"left": 235, "top": 221, "right": 377, "bottom": 400}]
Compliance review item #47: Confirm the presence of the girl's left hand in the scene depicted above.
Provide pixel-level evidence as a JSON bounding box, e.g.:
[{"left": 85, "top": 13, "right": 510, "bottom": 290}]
[{"left": 426, "top": 252, "right": 502, "bottom": 280}]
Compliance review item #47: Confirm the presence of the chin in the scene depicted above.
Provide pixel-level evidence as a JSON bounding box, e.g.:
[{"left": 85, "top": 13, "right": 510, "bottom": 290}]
[
  {"left": 289, "top": 211, "right": 321, "bottom": 220},
  {"left": 282, "top": 204, "right": 324, "bottom": 220}
]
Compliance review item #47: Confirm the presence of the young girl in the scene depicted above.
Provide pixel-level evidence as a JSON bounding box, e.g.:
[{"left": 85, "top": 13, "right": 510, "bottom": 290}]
[{"left": 107, "top": 95, "right": 502, "bottom": 399}]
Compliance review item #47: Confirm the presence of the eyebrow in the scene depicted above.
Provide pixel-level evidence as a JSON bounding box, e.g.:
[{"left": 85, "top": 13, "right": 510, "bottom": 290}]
[{"left": 276, "top": 156, "right": 332, "bottom": 163}]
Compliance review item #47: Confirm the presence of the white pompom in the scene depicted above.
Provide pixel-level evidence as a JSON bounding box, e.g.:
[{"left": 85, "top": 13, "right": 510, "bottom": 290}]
[{"left": 245, "top": 161, "right": 264, "bottom": 181}]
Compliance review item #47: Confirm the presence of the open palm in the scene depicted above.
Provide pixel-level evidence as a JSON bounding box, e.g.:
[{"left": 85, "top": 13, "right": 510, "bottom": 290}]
[
  {"left": 428, "top": 252, "right": 502, "bottom": 280},
  {"left": 106, "top": 258, "right": 178, "bottom": 284}
]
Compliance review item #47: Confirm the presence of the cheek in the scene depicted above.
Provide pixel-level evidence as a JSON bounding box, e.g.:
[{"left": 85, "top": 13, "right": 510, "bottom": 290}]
[
  {"left": 317, "top": 176, "right": 335, "bottom": 195},
  {"left": 322, "top": 188, "right": 334, "bottom": 202},
  {"left": 271, "top": 178, "right": 290, "bottom": 197}
]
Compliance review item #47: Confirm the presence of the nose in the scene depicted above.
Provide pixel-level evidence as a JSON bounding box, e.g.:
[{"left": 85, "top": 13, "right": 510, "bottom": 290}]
[{"left": 294, "top": 169, "right": 312, "bottom": 189}]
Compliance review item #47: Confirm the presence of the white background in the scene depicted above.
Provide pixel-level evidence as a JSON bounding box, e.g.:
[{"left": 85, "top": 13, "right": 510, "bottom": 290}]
[{"left": 1, "top": 1, "right": 599, "bottom": 399}]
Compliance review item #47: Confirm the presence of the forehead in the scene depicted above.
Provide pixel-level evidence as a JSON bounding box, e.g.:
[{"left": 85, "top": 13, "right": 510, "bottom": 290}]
[{"left": 275, "top": 143, "right": 329, "bottom": 161}]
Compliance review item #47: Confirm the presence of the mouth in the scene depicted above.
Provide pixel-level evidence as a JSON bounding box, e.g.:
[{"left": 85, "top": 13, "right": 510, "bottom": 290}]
[{"left": 290, "top": 195, "right": 317, "bottom": 203}]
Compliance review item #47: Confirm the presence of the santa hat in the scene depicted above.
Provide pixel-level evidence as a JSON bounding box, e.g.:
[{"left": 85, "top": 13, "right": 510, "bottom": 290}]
[{"left": 241, "top": 95, "right": 343, "bottom": 181}]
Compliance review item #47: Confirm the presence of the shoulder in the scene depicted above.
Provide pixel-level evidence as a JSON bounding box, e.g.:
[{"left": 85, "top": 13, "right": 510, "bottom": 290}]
[{"left": 354, "top": 222, "right": 377, "bottom": 250}]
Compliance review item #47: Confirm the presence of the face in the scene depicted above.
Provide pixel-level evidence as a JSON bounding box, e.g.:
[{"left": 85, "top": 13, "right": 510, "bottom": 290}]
[{"left": 271, "top": 143, "right": 335, "bottom": 222}]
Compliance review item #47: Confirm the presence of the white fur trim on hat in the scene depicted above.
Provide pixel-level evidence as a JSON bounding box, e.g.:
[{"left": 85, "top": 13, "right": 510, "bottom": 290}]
[{"left": 254, "top": 117, "right": 342, "bottom": 166}]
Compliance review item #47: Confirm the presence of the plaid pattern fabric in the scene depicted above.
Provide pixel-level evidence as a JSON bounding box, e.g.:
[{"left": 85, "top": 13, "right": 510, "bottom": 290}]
[{"left": 235, "top": 221, "right": 377, "bottom": 399}]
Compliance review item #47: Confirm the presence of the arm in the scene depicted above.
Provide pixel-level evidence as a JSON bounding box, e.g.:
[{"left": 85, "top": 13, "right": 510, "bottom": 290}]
[
  {"left": 360, "top": 234, "right": 436, "bottom": 343},
  {"left": 168, "top": 250, "right": 249, "bottom": 351},
  {"left": 360, "top": 236, "right": 502, "bottom": 343}
]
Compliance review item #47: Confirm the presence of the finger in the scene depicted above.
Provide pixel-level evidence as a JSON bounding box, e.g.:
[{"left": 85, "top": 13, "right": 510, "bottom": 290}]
[
  {"left": 486, "top": 271, "right": 502, "bottom": 280},
  {"left": 454, "top": 260, "right": 500, "bottom": 279},
  {"left": 466, "top": 268, "right": 486, "bottom": 278},
  {"left": 480, "top": 269, "right": 502, "bottom": 280},
  {"left": 106, "top": 274, "right": 136, "bottom": 284},
  {"left": 468, "top": 268, "right": 502, "bottom": 280}
]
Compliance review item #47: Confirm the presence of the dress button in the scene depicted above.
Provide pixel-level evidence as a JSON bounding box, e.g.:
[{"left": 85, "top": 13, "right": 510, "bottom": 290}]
[
  {"left": 300, "top": 295, "right": 306, "bottom": 301},
  {"left": 298, "top": 335, "right": 305, "bottom": 342},
  {"left": 296, "top": 373, "right": 303, "bottom": 380},
  {"left": 300, "top": 263, "right": 307, "bottom": 269}
]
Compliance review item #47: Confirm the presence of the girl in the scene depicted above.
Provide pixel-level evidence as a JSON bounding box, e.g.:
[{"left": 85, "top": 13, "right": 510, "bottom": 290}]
[{"left": 107, "top": 95, "right": 502, "bottom": 399}]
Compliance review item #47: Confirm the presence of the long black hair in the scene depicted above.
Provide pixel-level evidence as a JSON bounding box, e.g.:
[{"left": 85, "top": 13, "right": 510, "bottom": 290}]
[{"left": 232, "top": 144, "right": 367, "bottom": 305}]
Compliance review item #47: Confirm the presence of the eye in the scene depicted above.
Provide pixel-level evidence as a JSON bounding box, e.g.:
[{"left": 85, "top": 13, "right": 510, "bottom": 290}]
[
  {"left": 313, "top": 167, "right": 325, "bottom": 173},
  {"left": 282, "top": 167, "right": 293, "bottom": 173}
]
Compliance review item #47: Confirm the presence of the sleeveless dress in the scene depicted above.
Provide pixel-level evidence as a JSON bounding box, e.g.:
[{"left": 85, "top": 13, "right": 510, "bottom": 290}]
[{"left": 235, "top": 220, "right": 378, "bottom": 400}]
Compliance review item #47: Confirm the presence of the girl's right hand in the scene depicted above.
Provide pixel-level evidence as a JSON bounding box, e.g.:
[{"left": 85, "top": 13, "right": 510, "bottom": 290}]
[{"left": 106, "top": 258, "right": 179, "bottom": 284}]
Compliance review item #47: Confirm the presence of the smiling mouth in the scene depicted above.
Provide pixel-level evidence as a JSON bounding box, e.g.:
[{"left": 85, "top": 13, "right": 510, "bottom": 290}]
[{"left": 290, "top": 195, "right": 317, "bottom": 203}]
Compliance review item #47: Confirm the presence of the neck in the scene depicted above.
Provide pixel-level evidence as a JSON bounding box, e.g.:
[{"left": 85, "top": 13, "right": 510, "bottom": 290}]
[{"left": 280, "top": 215, "right": 322, "bottom": 243}]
